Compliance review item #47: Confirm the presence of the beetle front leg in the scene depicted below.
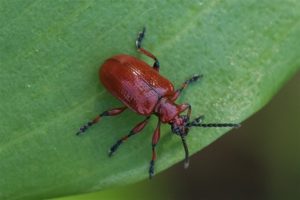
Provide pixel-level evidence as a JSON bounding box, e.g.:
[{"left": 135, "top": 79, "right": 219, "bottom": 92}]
[
  {"left": 108, "top": 116, "right": 151, "bottom": 156},
  {"left": 170, "top": 74, "right": 203, "bottom": 101},
  {"left": 149, "top": 120, "right": 161, "bottom": 179},
  {"left": 76, "top": 106, "right": 127, "bottom": 135},
  {"left": 178, "top": 103, "right": 192, "bottom": 120},
  {"left": 136, "top": 27, "right": 160, "bottom": 72}
]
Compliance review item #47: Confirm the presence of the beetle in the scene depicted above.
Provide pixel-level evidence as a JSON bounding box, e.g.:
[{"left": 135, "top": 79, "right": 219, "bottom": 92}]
[{"left": 76, "top": 27, "right": 240, "bottom": 178}]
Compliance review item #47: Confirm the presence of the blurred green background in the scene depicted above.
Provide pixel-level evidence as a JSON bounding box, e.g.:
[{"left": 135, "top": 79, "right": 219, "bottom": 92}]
[{"left": 54, "top": 72, "right": 299, "bottom": 200}]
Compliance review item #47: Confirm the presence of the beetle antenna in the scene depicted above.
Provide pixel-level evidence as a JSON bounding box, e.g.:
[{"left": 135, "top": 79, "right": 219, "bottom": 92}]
[
  {"left": 186, "top": 115, "right": 205, "bottom": 127},
  {"left": 193, "top": 123, "right": 240, "bottom": 128},
  {"left": 186, "top": 116, "right": 240, "bottom": 129},
  {"left": 180, "top": 134, "right": 190, "bottom": 169}
]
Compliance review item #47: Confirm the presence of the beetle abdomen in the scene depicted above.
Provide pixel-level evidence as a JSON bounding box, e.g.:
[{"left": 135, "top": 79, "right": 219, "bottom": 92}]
[{"left": 99, "top": 54, "right": 174, "bottom": 115}]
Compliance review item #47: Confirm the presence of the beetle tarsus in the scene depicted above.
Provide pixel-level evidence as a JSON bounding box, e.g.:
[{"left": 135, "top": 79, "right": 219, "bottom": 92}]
[
  {"left": 76, "top": 131, "right": 82, "bottom": 136},
  {"left": 76, "top": 123, "right": 91, "bottom": 135},
  {"left": 149, "top": 160, "right": 155, "bottom": 179},
  {"left": 136, "top": 27, "right": 146, "bottom": 49},
  {"left": 108, "top": 149, "right": 114, "bottom": 157},
  {"left": 187, "top": 74, "right": 203, "bottom": 84},
  {"left": 108, "top": 140, "right": 122, "bottom": 157}
]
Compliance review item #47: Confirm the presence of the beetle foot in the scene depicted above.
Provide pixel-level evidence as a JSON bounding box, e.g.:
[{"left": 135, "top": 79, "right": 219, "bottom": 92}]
[
  {"left": 191, "top": 74, "right": 203, "bottom": 83},
  {"left": 76, "top": 126, "right": 88, "bottom": 136},
  {"left": 149, "top": 160, "right": 155, "bottom": 179},
  {"left": 108, "top": 149, "right": 115, "bottom": 157},
  {"left": 136, "top": 27, "right": 146, "bottom": 49},
  {"left": 76, "top": 131, "right": 82, "bottom": 136},
  {"left": 108, "top": 140, "right": 122, "bottom": 157}
]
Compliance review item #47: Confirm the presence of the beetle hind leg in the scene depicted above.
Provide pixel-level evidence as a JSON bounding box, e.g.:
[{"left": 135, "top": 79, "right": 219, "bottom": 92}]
[
  {"left": 135, "top": 27, "right": 160, "bottom": 72},
  {"left": 149, "top": 120, "right": 161, "bottom": 179},
  {"left": 76, "top": 106, "right": 127, "bottom": 135}
]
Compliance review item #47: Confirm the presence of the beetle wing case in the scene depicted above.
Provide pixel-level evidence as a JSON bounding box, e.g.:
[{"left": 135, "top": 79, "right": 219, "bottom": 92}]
[{"left": 100, "top": 54, "right": 174, "bottom": 115}]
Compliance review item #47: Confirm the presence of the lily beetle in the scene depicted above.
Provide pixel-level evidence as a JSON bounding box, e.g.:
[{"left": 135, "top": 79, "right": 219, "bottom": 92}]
[{"left": 76, "top": 27, "right": 240, "bottom": 178}]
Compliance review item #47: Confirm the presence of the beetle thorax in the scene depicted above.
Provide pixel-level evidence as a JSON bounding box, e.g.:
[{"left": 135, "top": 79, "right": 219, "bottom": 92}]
[{"left": 154, "top": 97, "right": 181, "bottom": 123}]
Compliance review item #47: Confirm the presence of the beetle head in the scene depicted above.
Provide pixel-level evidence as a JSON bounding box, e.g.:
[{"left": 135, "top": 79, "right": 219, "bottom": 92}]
[
  {"left": 170, "top": 115, "right": 206, "bottom": 136},
  {"left": 170, "top": 115, "right": 190, "bottom": 136}
]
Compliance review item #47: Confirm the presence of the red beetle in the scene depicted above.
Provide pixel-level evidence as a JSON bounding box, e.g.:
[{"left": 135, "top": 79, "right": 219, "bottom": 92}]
[{"left": 77, "top": 27, "right": 239, "bottom": 178}]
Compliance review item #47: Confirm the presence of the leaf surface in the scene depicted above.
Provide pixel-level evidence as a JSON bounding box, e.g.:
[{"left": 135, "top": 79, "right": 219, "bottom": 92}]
[{"left": 0, "top": 0, "right": 299, "bottom": 199}]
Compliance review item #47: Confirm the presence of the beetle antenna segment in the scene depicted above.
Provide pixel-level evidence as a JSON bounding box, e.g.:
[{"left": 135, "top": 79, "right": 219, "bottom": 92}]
[
  {"left": 194, "top": 123, "right": 241, "bottom": 128},
  {"left": 186, "top": 116, "right": 240, "bottom": 129},
  {"left": 76, "top": 107, "right": 127, "bottom": 135},
  {"left": 186, "top": 115, "right": 205, "bottom": 127},
  {"left": 180, "top": 135, "right": 190, "bottom": 169}
]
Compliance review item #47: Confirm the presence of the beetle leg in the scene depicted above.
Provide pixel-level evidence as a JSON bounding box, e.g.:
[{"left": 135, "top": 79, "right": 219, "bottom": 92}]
[
  {"left": 178, "top": 103, "right": 192, "bottom": 120},
  {"left": 170, "top": 74, "right": 203, "bottom": 101},
  {"left": 149, "top": 120, "right": 161, "bottom": 179},
  {"left": 135, "top": 27, "right": 160, "bottom": 72},
  {"left": 108, "top": 116, "right": 151, "bottom": 157},
  {"left": 76, "top": 106, "right": 127, "bottom": 135}
]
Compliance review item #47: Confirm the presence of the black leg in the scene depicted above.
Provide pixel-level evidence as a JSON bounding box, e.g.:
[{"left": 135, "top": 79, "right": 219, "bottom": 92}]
[
  {"left": 149, "top": 120, "right": 161, "bottom": 179},
  {"left": 76, "top": 106, "right": 127, "bottom": 135},
  {"left": 109, "top": 116, "right": 151, "bottom": 156},
  {"left": 171, "top": 74, "right": 203, "bottom": 101},
  {"left": 136, "top": 27, "right": 160, "bottom": 72}
]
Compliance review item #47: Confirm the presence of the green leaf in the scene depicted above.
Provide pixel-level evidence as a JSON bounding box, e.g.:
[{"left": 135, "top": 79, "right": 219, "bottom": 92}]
[{"left": 0, "top": 0, "right": 299, "bottom": 199}]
